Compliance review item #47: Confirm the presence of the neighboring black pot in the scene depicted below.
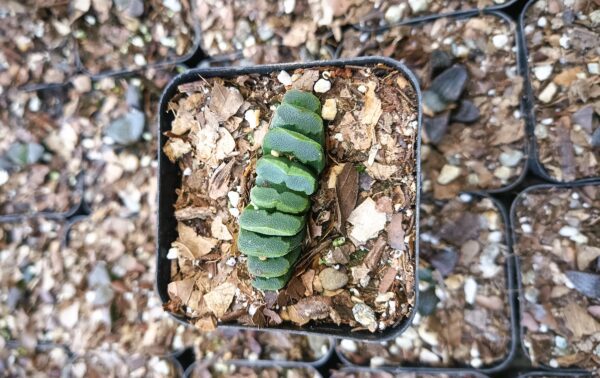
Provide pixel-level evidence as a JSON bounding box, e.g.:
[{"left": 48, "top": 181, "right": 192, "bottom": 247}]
[
  {"left": 331, "top": 366, "right": 491, "bottom": 377},
  {"left": 347, "top": 9, "right": 531, "bottom": 196},
  {"left": 517, "top": 0, "right": 600, "bottom": 184},
  {"left": 335, "top": 192, "right": 518, "bottom": 373},
  {"left": 74, "top": 4, "right": 204, "bottom": 80},
  {"left": 352, "top": 0, "right": 519, "bottom": 33},
  {"left": 517, "top": 371, "right": 594, "bottom": 378},
  {"left": 183, "top": 359, "right": 324, "bottom": 378},
  {"left": 156, "top": 56, "right": 422, "bottom": 341},
  {"left": 510, "top": 181, "right": 600, "bottom": 372}
]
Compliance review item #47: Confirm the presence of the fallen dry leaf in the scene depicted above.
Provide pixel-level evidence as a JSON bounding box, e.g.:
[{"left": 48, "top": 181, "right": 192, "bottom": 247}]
[
  {"left": 209, "top": 82, "right": 244, "bottom": 122},
  {"left": 563, "top": 301, "right": 600, "bottom": 339},
  {"left": 387, "top": 213, "right": 405, "bottom": 250},
  {"left": 167, "top": 277, "right": 196, "bottom": 305},
  {"left": 215, "top": 128, "right": 236, "bottom": 160},
  {"left": 178, "top": 222, "right": 218, "bottom": 258},
  {"left": 366, "top": 162, "right": 397, "bottom": 180},
  {"left": 360, "top": 82, "right": 382, "bottom": 127},
  {"left": 291, "top": 70, "right": 319, "bottom": 91},
  {"left": 287, "top": 297, "right": 331, "bottom": 326},
  {"left": 211, "top": 215, "right": 232, "bottom": 240},
  {"left": 348, "top": 197, "right": 387, "bottom": 244},
  {"left": 364, "top": 236, "right": 386, "bottom": 271},
  {"left": 203, "top": 282, "right": 236, "bottom": 318},
  {"left": 335, "top": 163, "right": 358, "bottom": 234},
  {"left": 209, "top": 159, "right": 235, "bottom": 199},
  {"left": 163, "top": 139, "right": 192, "bottom": 162}
]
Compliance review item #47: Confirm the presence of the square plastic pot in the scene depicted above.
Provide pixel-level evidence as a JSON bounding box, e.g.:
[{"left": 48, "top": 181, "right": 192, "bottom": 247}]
[{"left": 156, "top": 56, "right": 422, "bottom": 341}]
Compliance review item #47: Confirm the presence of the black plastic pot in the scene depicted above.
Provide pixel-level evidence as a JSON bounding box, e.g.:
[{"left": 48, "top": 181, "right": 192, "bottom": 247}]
[
  {"left": 517, "top": 372, "right": 594, "bottom": 378},
  {"left": 331, "top": 366, "right": 491, "bottom": 377},
  {"left": 156, "top": 56, "right": 422, "bottom": 341},
  {"left": 335, "top": 192, "right": 518, "bottom": 373},
  {"left": 74, "top": 3, "right": 204, "bottom": 80},
  {"left": 510, "top": 181, "right": 600, "bottom": 372},
  {"left": 344, "top": 10, "right": 531, "bottom": 196},
  {"left": 517, "top": 0, "right": 600, "bottom": 184},
  {"left": 183, "top": 359, "right": 323, "bottom": 378},
  {"left": 352, "top": 0, "right": 519, "bottom": 33}
]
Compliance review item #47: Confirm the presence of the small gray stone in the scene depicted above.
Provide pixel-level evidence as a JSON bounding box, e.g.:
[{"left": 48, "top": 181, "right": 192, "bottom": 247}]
[
  {"left": 7, "top": 142, "right": 44, "bottom": 167},
  {"left": 125, "top": 84, "right": 142, "bottom": 109},
  {"left": 105, "top": 109, "right": 145, "bottom": 145},
  {"left": 352, "top": 303, "right": 377, "bottom": 330},
  {"left": 88, "top": 262, "right": 111, "bottom": 288},
  {"left": 319, "top": 267, "right": 348, "bottom": 291}
]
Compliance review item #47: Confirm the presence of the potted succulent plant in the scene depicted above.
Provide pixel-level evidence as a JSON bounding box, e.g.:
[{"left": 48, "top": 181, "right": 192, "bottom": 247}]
[{"left": 156, "top": 57, "right": 421, "bottom": 340}]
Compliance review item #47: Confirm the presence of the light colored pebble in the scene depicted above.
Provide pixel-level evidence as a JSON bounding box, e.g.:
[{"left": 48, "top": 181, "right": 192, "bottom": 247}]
[
  {"left": 352, "top": 303, "right": 377, "bottom": 331},
  {"left": 535, "top": 124, "right": 548, "bottom": 139},
  {"left": 492, "top": 34, "right": 508, "bottom": 49},
  {"left": 0, "top": 170, "right": 8, "bottom": 186},
  {"left": 537, "top": 17, "right": 547, "bottom": 28},
  {"left": 437, "top": 164, "right": 461, "bottom": 185},
  {"left": 418, "top": 324, "right": 439, "bottom": 346},
  {"left": 134, "top": 54, "right": 146, "bottom": 66},
  {"left": 538, "top": 82, "right": 557, "bottom": 103},
  {"left": 419, "top": 348, "right": 441, "bottom": 364},
  {"left": 357, "top": 84, "right": 367, "bottom": 93},
  {"left": 408, "top": 0, "right": 429, "bottom": 14},
  {"left": 493, "top": 166, "right": 512, "bottom": 181},
  {"left": 499, "top": 150, "right": 524, "bottom": 167},
  {"left": 340, "top": 339, "right": 357, "bottom": 353},
  {"left": 370, "top": 356, "right": 385, "bottom": 367},
  {"left": 559, "top": 34, "right": 570, "bottom": 49},
  {"left": 588, "top": 63, "right": 599, "bottom": 75},
  {"left": 533, "top": 65, "right": 553, "bottom": 81},
  {"left": 227, "top": 191, "right": 240, "bottom": 207},
  {"left": 277, "top": 70, "right": 292, "bottom": 86},
  {"left": 384, "top": 4, "right": 407, "bottom": 24},
  {"left": 314, "top": 79, "right": 331, "bottom": 93},
  {"left": 464, "top": 277, "right": 477, "bottom": 305},
  {"left": 555, "top": 336, "right": 568, "bottom": 349},
  {"left": 559, "top": 226, "right": 578, "bottom": 237},
  {"left": 321, "top": 98, "right": 337, "bottom": 120},
  {"left": 283, "top": 0, "right": 295, "bottom": 14},
  {"left": 244, "top": 109, "right": 260, "bottom": 129},
  {"left": 471, "top": 358, "right": 482, "bottom": 368},
  {"left": 521, "top": 224, "right": 532, "bottom": 233},
  {"left": 549, "top": 359, "right": 559, "bottom": 368}
]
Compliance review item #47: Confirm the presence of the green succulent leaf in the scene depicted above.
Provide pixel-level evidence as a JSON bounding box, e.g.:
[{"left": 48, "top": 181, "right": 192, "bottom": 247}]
[
  {"left": 282, "top": 89, "right": 321, "bottom": 113},
  {"left": 247, "top": 247, "right": 301, "bottom": 278},
  {"left": 256, "top": 155, "right": 317, "bottom": 195},
  {"left": 271, "top": 102, "right": 324, "bottom": 145},
  {"left": 250, "top": 185, "right": 310, "bottom": 214},
  {"left": 237, "top": 228, "right": 305, "bottom": 258},
  {"left": 239, "top": 205, "right": 305, "bottom": 236},
  {"left": 252, "top": 270, "right": 294, "bottom": 291},
  {"left": 263, "top": 127, "right": 325, "bottom": 174}
]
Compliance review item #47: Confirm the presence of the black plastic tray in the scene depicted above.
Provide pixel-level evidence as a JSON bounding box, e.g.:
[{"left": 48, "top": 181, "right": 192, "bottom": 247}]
[
  {"left": 517, "top": 371, "right": 594, "bottom": 378},
  {"left": 335, "top": 192, "right": 518, "bottom": 374},
  {"left": 156, "top": 56, "right": 422, "bottom": 341},
  {"left": 510, "top": 181, "right": 600, "bottom": 373},
  {"left": 351, "top": 0, "right": 518, "bottom": 33},
  {"left": 183, "top": 358, "right": 324, "bottom": 378},
  {"left": 331, "top": 366, "right": 491, "bottom": 377},
  {"left": 517, "top": 0, "right": 600, "bottom": 184}
]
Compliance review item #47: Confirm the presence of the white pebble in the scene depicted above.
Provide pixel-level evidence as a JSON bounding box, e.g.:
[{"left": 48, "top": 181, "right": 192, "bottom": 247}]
[
  {"left": 464, "top": 277, "right": 477, "bottom": 305},
  {"left": 537, "top": 17, "right": 547, "bottom": 28},
  {"left": 471, "top": 358, "right": 482, "bottom": 368},
  {"left": 559, "top": 34, "right": 570, "bottom": 49},
  {"left": 437, "top": 164, "right": 461, "bottom": 185},
  {"left": 408, "top": 0, "right": 428, "bottom": 14},
  {"left": 370, "top": 356, "right": 385, "bottom": 367},
  {"left": 340, "top": 339, "right": 357, "bottom": 353},
  {"left": 134, "top": 54, "right": 146, "bottom": 66},
  {"left": 558, "top": 226, "right": 578, "bottom": 237},
  {"left": 492, "top": 34, "right": 509, "bottom": 49},
  {"left": 538, "top": 82, "right": 557, "bottom": 103},
  {"left": 321, "top": 98, "right": 337, "bottom": 120},
  {"left": 499, "top": 150, "right": 524, "bottom": 167},
  {"left": 588, "top": 63, "right": 599, "bottom": 75},
  {"left": 384, "top": 4, "right": 406, "bottom": 24},
  {"left": 277, "top": 70, "right": 292, "bottom": 86},
  {"left": 493, "top": 166, "right": 512, "bottom": 181},
  {"left": 244, "top": 109, "right": 260, "bottom": 129},
  {"left": 549, "top": 359, "right": 559, "bottom": 368},
  {"left": 0, "top": 170, "right": 8, "bottom": 186},
  {"left": 488, "top": 231, "right": 503, "bottom": 243},
  {"left": 357, "top": 84, "right": 367, "bottom": 93},
  {"left": 226, "top": 257, "right": 237, "bottom": 266},
  {"left": 533, "top": 65, "right": 553, "bottom": 81},
  {"left": 228, "top": 191, "right": 240, "bottom": 207},
  {"left": 521, "top": 224, "right": 532, "bottom": 234},
  {"left": 166, "top": 248, "right": 178, "bottom": 259},
  {"left": 419, "top": 349, "right": 441, "bottom": 363},
  {"left": 314, "top": 79, "right": 331, "bottom": 93}
]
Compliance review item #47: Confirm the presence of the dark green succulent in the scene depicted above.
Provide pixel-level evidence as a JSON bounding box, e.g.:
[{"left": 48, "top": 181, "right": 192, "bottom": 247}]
[{"left": 238, "top": 90, "right": 324, "bottom": 290}]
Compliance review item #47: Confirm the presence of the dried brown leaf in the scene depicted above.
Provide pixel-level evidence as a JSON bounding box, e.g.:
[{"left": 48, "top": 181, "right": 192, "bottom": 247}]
[
  {"left": 204, "top": 282, "right": 236, "bottom": 318},
  {"left": 364, "top": 236, "right": 386, "bottom": 271},
  {"left": 366, "top": 162, "right": 397, "bottom": 180},
  {"left": 335, "top": 163, "right": 358, "bottom": 234},
  {"left": 209, "top": 159, "right": 235, "bottom": 199},
  {"left": 209, "top": 82, "right": 244, "bottom": 122},
  {"left": 287, "top": 296, "right": 332, "bottom": 326},
  {"left": 177, "top": 222, "right": 218, "bottom": 258},
  {"left": 378, "top": 267, "right": 397, "bottom": 293},
  {"left": 387, "top": 213, "right": 405, "bottom": 250},
  {"left": 291, "top": 70, "right": 319, "bottom": 91}
]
